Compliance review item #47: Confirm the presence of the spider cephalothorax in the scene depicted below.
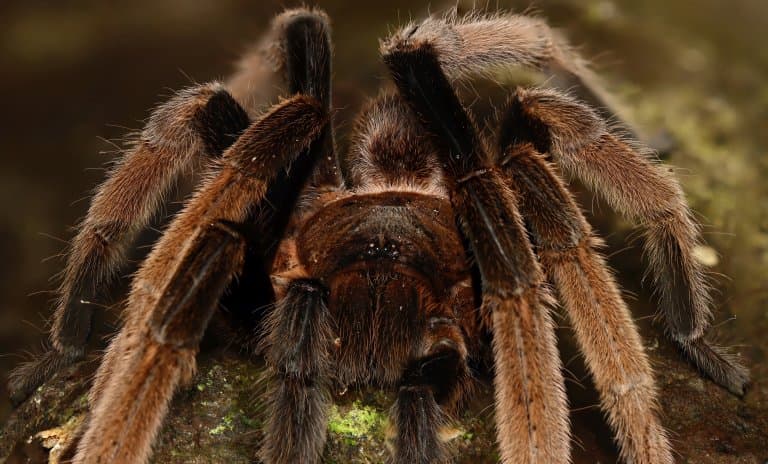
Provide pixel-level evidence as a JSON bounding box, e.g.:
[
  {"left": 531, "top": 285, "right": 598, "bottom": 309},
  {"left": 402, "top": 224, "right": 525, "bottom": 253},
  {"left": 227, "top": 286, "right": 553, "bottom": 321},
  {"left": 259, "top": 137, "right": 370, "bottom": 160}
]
[{"left": 9, "top": 7, "right": 749, "bottom": 464}]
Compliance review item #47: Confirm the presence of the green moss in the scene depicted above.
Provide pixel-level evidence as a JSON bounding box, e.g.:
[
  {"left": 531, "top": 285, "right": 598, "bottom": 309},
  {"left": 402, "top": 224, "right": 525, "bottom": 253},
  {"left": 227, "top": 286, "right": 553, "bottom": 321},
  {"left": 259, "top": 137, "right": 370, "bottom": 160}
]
[{"left": 327, "top": 401, "right": 386, "bottom": 438}]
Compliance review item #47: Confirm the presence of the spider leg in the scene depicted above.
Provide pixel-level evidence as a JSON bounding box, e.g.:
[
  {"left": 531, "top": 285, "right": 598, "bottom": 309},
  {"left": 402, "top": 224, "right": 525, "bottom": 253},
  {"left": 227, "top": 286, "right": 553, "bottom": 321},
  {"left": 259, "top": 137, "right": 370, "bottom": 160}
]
[
  {"left": 497, "top": 130, "right": 672, "bottom": 463},
  {"left": 9, "top": 7, "right": 338, "bottom": 405},
  {"left": 228, "top": 7, "right": 339, "bottom": 187},
  {"left": 259, "top": 278, "right": 334, "bottom": 464},
  {"left": 228, "top": 8, "right": 330, "bottom": 111},
  {"left": 381, "top": 10, "right": 637, "bottom": 138},
  {"left": 75, "top": 222, "right": 245, "bottom": 464},
  {"left": 74, "top": 95, "right": 327, "bottom": 464},
  {"left": 7, "top": 83, "right": 250, "bottom": 405},
  {"left": 391, "top": 312, "right": 470, "bottom": 464},
  {"left": 383, "top": 41, "right": 570, "bottom": 464},
  {"left": 502, "top": 88, "right": 749, "bottom": 395},
  {"left": 277, "top": 7, "right": 338, "bottom": 188},
  {"left": 220, "top": 8, "right": 339, "bottom": 331}
]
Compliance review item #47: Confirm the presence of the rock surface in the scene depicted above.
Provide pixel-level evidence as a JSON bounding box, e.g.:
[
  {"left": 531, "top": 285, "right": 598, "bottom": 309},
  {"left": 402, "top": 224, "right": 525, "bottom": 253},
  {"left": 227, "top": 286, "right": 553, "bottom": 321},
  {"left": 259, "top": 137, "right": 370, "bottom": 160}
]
[{"left": 2, "top": 336, "right": 766, "bottom": 463}]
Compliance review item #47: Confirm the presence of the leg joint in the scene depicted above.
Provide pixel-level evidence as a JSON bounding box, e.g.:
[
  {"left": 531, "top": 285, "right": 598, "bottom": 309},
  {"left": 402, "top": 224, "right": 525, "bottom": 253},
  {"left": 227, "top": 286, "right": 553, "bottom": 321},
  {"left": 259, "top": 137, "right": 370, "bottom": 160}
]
[{"left": 607, "top": 375, "right": 654, "bottom": 403}]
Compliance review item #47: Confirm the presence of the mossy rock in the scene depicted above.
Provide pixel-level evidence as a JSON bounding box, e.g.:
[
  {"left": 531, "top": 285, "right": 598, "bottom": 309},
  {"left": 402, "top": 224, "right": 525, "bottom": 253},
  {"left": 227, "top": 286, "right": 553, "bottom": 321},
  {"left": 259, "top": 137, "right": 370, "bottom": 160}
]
[{"left": 2, "top": 336, "right": 766, "bottom": 463}]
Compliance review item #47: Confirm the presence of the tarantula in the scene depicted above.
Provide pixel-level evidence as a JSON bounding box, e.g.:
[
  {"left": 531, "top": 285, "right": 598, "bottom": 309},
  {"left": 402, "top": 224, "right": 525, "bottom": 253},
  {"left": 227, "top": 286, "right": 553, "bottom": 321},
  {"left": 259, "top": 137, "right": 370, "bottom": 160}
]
[{"left": 8, "top": 7, "right": 749, "bottom": 464}]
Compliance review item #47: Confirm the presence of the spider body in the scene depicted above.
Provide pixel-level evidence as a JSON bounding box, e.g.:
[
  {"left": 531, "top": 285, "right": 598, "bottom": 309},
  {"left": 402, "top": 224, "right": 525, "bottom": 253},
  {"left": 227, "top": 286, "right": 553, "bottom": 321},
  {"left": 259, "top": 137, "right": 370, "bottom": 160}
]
[
  {"left": 7, "top": 7, "right": 749, "bottom": 464},
  {"left": 278, "top": 189, "right": 476, "bottom": 388}
]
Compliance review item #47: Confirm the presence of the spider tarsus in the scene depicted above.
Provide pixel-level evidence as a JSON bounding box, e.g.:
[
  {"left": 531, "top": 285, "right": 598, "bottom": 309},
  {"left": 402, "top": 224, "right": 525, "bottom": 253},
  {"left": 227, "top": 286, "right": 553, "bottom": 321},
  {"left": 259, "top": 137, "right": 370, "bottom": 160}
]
[
  {"left": 391, "top": 386, "right": 450, "bottom": 464},
  {"left": 7, "top": 344, "right": 85, "bottom": 406},
  {"left": 675, "top": 336, "right": 751, "bottom": 397}
]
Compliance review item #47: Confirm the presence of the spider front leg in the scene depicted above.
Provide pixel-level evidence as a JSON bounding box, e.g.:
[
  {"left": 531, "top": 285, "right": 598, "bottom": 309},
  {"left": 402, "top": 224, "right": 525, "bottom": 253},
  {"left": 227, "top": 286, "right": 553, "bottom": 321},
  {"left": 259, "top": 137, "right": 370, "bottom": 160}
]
[
  {"left": 74, "top": 95, "right": 327, "bottom": 464},
  {"left": 384, "top": 42, "right": 570, "bottom": 464},
  {"left": 228, "top": 7, "right": 339, "bottom": 187},
  {"left": 77, "top": 222, "right": 245, "bottom": 464},
  {"left": 7, "top": 82, "right": 251, "bottom": 405},
  {"left": 497, "top": 125, "right": 672, "bottom": 463},
  {"left": 8, "top": 6, "right": 338, "bottom": 405},
  {"left": 502, "top": 88, "right": 749, "bottom": 395}
]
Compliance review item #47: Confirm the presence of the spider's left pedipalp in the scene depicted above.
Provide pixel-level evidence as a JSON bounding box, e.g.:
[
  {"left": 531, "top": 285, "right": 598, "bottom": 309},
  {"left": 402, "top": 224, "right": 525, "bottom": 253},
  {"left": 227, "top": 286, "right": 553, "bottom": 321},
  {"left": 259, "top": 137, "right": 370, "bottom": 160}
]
[{"left": 260, "top": 279, "right": 334, "bottom": 464}]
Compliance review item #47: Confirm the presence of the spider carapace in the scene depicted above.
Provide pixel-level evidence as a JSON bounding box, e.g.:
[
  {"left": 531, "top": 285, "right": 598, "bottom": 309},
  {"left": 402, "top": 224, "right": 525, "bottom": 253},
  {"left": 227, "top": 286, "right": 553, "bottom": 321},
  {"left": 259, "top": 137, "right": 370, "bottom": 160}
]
[
  {"left": 8, "top": 7, "right": 748, "bottom": 464},
  {"left": 280, "top": 189, "right": 477, "bottom": 386}
]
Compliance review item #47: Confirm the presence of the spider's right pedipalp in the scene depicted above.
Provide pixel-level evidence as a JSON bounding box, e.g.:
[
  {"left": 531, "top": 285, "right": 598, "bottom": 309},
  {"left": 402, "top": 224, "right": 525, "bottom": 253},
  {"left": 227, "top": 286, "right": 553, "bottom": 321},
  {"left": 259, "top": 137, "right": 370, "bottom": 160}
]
[
  {"left": 392, "top": 313, "right": 470, "bottom": 464},
  {"left": 503, "top": 88, "right": 750, "bottom": 395}
]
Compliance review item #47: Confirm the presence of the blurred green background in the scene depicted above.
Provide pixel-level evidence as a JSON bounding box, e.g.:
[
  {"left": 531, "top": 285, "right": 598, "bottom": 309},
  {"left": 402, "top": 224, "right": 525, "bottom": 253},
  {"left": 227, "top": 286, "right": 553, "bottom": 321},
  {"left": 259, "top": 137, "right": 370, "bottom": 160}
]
[{"left": 1, "top": 0, "right": 766, "bottom": 458}]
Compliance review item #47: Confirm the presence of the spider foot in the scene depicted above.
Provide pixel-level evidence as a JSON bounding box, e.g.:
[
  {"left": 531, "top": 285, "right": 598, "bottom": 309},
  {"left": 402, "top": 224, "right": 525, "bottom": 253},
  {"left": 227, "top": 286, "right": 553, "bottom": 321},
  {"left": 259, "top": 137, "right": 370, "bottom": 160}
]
[
  {"left": 675, "top": 336, "right": 750, "bottom": 396},
  {"left": 7, "top": 344, "right": 85, "bottom": 406}
]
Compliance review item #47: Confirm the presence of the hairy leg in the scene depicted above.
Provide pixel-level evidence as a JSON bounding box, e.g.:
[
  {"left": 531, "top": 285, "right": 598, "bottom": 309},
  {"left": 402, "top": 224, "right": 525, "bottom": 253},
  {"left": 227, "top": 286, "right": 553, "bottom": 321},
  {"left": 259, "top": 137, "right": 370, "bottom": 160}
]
[
  {"left": 227, "top": 8, "right": 330, "bottom": 114},
  {"left": 75, "top": 95, "right": 327, "bottom": 464},
  {"left": 75, "top": 223, "right": 245, "bottom": 464},
  {"left": 497, "top": 130, "right": 672, "bottom": 462},
  {"left": 9, "top": 7, "right": 340, "bottom": 405},
  {"left": 380, "top": 10, "right": 638, "bottom": 136},
  {"left": 502, "top": 88, "right": 749, "bottom": 394},
  {"left": 220, "top": 8, "right": 341, "bottom": 335},
  {"left": 228, "top": 7, "right": 339, "bottom": 188},
  {"left": 259, "top": 279, "right": 334, "bottom": 464},
  {"left": 8, "top": 83, "right": 250, "bottom": 404},
  {"left": 390, "top": 307, "right": 471, "bottom": 464},
  {"left": 383, "top": 40, "right": 570, "bottom": 464}
]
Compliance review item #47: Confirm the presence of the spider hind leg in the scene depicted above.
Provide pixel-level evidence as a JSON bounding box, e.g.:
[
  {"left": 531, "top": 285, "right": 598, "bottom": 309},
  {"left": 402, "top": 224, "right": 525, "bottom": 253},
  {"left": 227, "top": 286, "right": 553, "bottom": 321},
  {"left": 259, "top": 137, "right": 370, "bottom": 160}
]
[
  {"left": 503, "top": 88, "right": 749, "bottom": 395},
  {"left": 7, "top": 83, "right": 250, "bottom": 405},
  {"left": 497, "top": 117, "right": 673, "bottom": 463}
]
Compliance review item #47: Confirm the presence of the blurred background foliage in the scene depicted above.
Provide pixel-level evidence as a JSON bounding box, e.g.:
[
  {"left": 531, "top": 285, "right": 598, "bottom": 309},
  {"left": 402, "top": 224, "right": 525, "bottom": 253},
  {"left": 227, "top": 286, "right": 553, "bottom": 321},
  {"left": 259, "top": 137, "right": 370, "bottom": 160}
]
[{"left": 0, "top": 0, "right": 766, "bottom": 458}]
